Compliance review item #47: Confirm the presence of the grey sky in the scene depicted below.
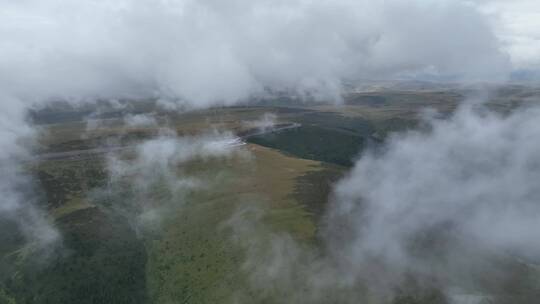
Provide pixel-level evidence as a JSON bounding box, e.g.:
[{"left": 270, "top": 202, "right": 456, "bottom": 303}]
[
  {"left": 471, "top": 0, "right": 540, "bottom": 69},
  {"left": 0, "top": 0, "right": 535, "bottom": 107}
]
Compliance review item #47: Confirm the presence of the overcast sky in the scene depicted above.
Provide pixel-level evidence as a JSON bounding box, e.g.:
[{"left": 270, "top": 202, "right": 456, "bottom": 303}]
[
  {"left": 472, "top": 0, "right": 540, "bottom": 70},
  {"left": 0, "top": 0, "right": 538, "bottom": 108}
]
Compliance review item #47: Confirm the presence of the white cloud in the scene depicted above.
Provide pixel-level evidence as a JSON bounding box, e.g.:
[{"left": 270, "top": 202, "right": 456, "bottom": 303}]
[
  {"left": 104, "top": 130, "right": 246, "bottom": 228},
  {"left": 327, "top": 102, "right": 540, "bottom": 295},
  {"left": 230, "top": 102, "right": 540, "bottom": 303},
  {"left": 124, "top": 114, "right": 158, "bottom": 128},
  {"left": 472, "top": 0, "right": 540, "bottom": 69},
  {"left": 0, "top": 0, "right": 534, "bottom": 262},
  {"left": 243, "top": 113, "right": 277, "bottom": 132},
  {"left": 0, "top": 0, "right": 511, "bottom": 107}
]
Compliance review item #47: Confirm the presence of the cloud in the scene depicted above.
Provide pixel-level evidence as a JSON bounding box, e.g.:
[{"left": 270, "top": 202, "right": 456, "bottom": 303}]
[
  {"left": 332, "top": 103, "right": 540, "bottom": 261},
  {"left": 102, "top": 129, "right": 247, "bottom": 229},
  {"left": 0, "top": 0, "right": 510, "bottom": 107},
  {"left": 0, "top": 163, "right": 60, "bottom": 249},
  {"left": 0, "top": 94, "right": 60, "bottom": 251},
  {"left": 228, "top": 102, "right": 540, "bottom": 303},
  {"left": 471, "top": 0, "right": 540, "bottom": 70},
  {"left": 326, "top": 101, "right": 540, "bottom": 299},
  {"left": 0, "top": 0, "right": 528, "bottom": 281},
  {"left": 243, "top": 113, "right": 277, "bottom": 132},
  {"left": 123, "top": 114, "right": 158, "bottom": 128}
]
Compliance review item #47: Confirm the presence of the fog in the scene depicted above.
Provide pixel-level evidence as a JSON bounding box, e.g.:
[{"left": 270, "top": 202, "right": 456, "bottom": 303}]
[
  {"left": 102, "top": 129, "right": 246, "bottom": 230},
  {"left": 1, "top": 0, "right": 511, "bottom": 106},
  {"left": 0, "top": 0, "right": 512, "bottom": 249},
  {"left": 332, "top": 104, "right": 540, "bottom": 262},
  {"left": 0, "top": 0, "right": 539, "bottom": 302},
  {"left": 243, "top": 113, "right": 278, "bottom": 132},
  {"left": 230, "top": 103, "right": 540, "bottom": 303},
  {"left": 329, "top": 102, "right": 540, "bottom": 293}
]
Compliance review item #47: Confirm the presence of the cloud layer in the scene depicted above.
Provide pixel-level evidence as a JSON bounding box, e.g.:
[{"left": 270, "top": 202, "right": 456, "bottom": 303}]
[
  {"left": 228, "top": 103, "right": 540, "bottom": 303},
  {"left": 103, "top": 129, "right": 246, "bottom": 229},
  {"left": 1, "top": 0, "right": 511, "bottom": 107},
  {"left": 329, "top": 102, "right": 540, "bottom": 278},
  {"left": 0, "top": 0, "right": 511, "bottom": 249},
  {"left": 0, "top": 1, "right": 537, "bottom": 299}
]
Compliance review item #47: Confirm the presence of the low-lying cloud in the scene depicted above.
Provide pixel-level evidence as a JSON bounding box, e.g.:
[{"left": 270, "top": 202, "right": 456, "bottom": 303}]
[
  {"left": 103, "top": 130, "right": 246, "bottom": 229},
  {"left": 0, "top": 0, "right": 536, "bottom": 300},
  {"left": 243, "top": 113, "right": 278, "bottom": 133},
  {"left": 333, "top": 104, "right": 540, "bottom": 261},
  {"left": 229, "top": 103, "right": 540, "bottom": 303},
  {"left": 328, "top": 102, "right": 540, "bottom": 296},
  {"left": 1, "top": 0, "right": 510, "bottom": 107}
]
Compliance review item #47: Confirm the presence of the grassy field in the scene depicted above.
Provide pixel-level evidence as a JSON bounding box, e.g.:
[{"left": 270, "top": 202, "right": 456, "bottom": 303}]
[
  {"left": 144, "top": 144, "right": 339, "bottom": 303},
  {"left": 36, "top": 106, "right": 297, "bottom": 153},
  {"left": 9, "top": 89, "right": 540, "bottom": 303},
  {"left": 0, "top": 99, "right": 469, "bottom": 303},
  {"left": 1, "top": 135, "right": 343, "bottom": 304},
  {"left": 1, "top": 155, "right": 148, "bottom": 304}
]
